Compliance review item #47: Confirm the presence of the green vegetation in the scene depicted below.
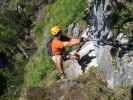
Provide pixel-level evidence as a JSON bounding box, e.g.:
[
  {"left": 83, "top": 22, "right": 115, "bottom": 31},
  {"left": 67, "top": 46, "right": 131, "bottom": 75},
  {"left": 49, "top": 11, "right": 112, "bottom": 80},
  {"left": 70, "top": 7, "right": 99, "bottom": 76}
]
[
  {"left": 0, "top": 0, "right": 87, "bottom": 99},
  {"left": 34, "top": 0, "right": 87, "bottom": 44},
  {"left": 24, "top": 0, "right": 87, "bottom": 89},
  {"left": 110, "top": 1, "right": 133, "bottom": 70},
  {"left": 112, "top": 1, "right": 133, "bottom": 37},
  {"left": 27, "top": 68, "right": 129, "bottom": 100},
  {"left": 0, "top": 0, "right": 37, "bottom": 99},
  {"left": 0, "top": 0, "right": 132, "bottom": 99}
]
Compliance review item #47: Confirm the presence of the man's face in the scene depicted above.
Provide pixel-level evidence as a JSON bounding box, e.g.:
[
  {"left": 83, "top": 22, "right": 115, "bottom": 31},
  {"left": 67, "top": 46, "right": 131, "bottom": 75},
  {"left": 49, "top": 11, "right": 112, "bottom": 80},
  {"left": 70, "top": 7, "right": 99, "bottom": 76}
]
[{"left": 57, "top": 31, "right": 62, "bottom": 39}]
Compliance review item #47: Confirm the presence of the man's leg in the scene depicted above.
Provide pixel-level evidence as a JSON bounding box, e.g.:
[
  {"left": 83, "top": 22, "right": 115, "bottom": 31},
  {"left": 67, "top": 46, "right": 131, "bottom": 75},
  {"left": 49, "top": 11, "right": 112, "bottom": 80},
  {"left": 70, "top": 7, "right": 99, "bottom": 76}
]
[{"left": 52, "top": 55, "right": 65, "bottom": 78}]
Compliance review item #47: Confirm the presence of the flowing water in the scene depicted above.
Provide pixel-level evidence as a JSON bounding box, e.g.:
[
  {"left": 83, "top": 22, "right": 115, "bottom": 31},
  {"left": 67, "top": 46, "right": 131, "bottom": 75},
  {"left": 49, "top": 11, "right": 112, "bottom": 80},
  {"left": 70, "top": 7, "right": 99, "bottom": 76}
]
[{"left": 92, "top": 0, "right": 133, "bottom": 87}]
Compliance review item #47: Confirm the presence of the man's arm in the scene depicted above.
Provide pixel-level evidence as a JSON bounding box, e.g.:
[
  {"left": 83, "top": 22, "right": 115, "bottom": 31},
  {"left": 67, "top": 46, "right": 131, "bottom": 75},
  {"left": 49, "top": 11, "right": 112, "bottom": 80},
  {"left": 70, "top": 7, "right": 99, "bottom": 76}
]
[{"left": 63, "top": 38, "right": 80, "bottom": 47}]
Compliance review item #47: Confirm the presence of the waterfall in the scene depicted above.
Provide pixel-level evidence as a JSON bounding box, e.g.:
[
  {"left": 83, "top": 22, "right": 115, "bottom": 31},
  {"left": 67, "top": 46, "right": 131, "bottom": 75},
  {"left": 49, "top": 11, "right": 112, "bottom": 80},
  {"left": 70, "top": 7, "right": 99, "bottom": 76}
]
[
  {"left": 91, "top": 0, "right": 133, "bottom": 87},
  {"left": 92, "top": 0, "right": 114, "bottom": 87},
  {"left": 65, "top": 0, "right": 133, "bottom": 87}
]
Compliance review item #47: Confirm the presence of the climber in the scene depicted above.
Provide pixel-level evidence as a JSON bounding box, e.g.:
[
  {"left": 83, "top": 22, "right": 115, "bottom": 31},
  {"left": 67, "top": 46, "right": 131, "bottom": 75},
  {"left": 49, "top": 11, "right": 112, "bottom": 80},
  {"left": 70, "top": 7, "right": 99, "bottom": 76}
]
[{"left": 49, "top": 25, "right": 81, "bottom": 79}]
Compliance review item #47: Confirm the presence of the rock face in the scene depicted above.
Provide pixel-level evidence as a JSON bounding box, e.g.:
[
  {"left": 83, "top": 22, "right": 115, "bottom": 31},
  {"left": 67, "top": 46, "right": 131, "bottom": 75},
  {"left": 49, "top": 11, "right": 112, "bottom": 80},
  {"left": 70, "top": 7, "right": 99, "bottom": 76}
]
[
  {"left": 66, "top": 0, "right": 133, "bottom": 87},
  {"left": 89, "top": 0, "right": 133, "bottom": 87},
  {"left": 0, "top": 0, "right": 6, "bottom": 8},
  {"left": 114, "top": 33, "right": 133, "bottom": 86},
  {"left": 27, "top": 73, "right": 129, "bottom": 100},
  {"left": 64, "top": 0, "right": 133, "bottom": 88},
  {"left": 65, "top": 26, "right": 98, "bottom": 79},
  {"left": 67, "top": 23, "right": 81, "bottom": 38},
  {"left": 64, "top": 60, "right": 83, "bottom": 79}
]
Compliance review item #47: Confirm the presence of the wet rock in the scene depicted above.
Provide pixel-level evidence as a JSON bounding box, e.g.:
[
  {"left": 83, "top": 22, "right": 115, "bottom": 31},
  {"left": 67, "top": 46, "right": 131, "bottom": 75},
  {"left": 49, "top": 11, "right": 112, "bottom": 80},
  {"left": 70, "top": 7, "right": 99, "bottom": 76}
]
[
  {"left": 65, "top": 26, "right": 98, "bottom": 79},
  {"left": 114, "top": 50, "right": 133, "bottom": 86},
  {"left": 116, "top": 33, "right": 129, "bottom": 45},
  {"left": 88, "top": 0, "right": 133, "bottom": 88},
  {"left": 0, "top": 0, "right": 6, "bottom": 8},
  {"left": 78, "top": 40, "right": 98, "bottom": 72},
  {"left": 67, "top": 23, "right": 81, "bottom": 38}
]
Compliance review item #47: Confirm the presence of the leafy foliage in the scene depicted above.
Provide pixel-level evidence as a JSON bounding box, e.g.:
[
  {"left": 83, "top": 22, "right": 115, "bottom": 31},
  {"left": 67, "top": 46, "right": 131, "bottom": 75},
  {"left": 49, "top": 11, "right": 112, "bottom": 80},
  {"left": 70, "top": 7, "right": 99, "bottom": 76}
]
[
  {"left": 0, "top": 0, "right": 38, "bottom": 99},
  {"left": 112, "top": 1, "right": 133, "bottom": 36},
  {"left": 23, "top": 0, "right": 86, "bottom": 89}
]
